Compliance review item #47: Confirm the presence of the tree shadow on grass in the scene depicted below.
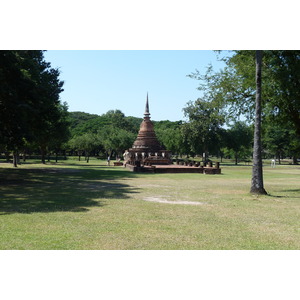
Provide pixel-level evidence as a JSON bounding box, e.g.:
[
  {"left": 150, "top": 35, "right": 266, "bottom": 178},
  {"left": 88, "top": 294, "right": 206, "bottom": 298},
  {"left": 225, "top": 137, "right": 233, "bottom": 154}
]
[
  {"left": 266, "top": 194, "right": 286, "bottom": 198},
  {"left": 267, "top": 189, "right": 300, "bottom": 199},
  {"left": 280, "top": 189, "right": 300, "bottom": 193},
  {"left": 0, "top": 167, "right": 139, "bottom": 215}
]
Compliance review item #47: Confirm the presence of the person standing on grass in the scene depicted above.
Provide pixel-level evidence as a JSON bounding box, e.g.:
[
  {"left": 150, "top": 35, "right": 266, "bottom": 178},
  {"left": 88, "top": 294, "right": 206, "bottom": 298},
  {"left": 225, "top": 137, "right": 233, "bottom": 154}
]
[{"left": 107, "top": 156, "right": 110, "bottom": 166}]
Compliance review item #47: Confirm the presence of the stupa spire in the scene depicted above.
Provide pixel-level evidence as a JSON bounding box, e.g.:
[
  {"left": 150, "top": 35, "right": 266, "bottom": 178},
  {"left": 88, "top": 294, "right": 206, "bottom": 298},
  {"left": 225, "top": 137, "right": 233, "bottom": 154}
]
[{"left": 144, "top": 93, "right": 150, "bottom": 117}]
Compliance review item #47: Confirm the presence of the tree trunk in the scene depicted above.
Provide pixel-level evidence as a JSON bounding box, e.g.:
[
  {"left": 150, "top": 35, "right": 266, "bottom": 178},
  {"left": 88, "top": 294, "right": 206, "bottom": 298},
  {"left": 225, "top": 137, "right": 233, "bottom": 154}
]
[
  {"left": 13, "top": 150, "right": 19, "bottom": 167},
  {"left": 23, "top": 149, "right": 26, "bottom": 162},
  {"left": 41, "top": 147, "right": 46, "bottom": 164},
  {"left": 5, "top": 151, "right": 10, "bottom": 162},
  {"left": 250, "top": 50, "right": 267, "bottom": 195},
  {"left": 292, "top": 156, "right": 298, "bottom": 165}
]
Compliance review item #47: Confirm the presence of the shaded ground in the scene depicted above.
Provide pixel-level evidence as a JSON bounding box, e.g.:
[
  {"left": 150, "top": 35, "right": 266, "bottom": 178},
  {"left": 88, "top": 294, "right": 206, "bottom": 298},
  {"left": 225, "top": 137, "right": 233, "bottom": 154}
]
[{"left": 0, "top": 165, "right": 138, "bottom": 214}]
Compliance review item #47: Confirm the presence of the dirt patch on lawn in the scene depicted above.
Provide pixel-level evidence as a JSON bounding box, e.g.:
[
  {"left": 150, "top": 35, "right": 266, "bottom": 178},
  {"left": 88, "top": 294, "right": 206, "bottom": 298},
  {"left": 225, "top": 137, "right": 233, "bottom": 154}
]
[{"left": 143, "top": 196, "right": 207, "bottom": 206}]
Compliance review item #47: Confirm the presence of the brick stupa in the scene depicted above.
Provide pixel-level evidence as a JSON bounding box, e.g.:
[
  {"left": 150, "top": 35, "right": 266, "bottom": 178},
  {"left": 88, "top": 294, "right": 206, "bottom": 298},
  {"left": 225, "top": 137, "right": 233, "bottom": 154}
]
[{"left": 124, "top": 94, "right": 172, "bottom": 167}]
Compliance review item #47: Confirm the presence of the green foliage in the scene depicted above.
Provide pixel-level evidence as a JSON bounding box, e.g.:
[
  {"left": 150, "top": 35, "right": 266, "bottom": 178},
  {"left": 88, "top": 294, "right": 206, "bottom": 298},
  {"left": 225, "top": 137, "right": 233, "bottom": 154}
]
[
  {"left": 155, "top": 127, "right": 184, "bottom": 156},
  {"left": 68, "top": 114, "right": 110, "bottom": 136},
  {"left": 97, "top": 125, "right": 136, "bottom": 157},
  {"left": 154, "top": 120, "right": 187, "bottom": 156},
  {"left": 188, "top": 52, "right": 256, "bottom": 122},
  {"left": 0, "top": 51, "right": 37, "bottom": 150},
  {"left": 69, "top": 133, "right": 99, "bottom": 153},
  {"left": 263, "top": 51, "right": 300, "bottom": 137},
  {"left": 263, "top": 122, "right": 300, "bottom": 163},
  {"left": 182, "top": 99, "right": 225, "bottom": 156},
  {"left": 225, "top": 121, "right": 253, "bottom": 164},
  {"left": 189, "top": 51, "right": 300, "bottom": 128},
  {"left": 188, "top": 50, "right": 300, "bottom": 163},
  {"left": 68, "top": 111, "right": 99, "bottom": 133},
  {"left": 68, "top": 126, "right": 135, "bottom": 160},
  {"left": 126, "top": 116, "right": 143, "bottom": 133},
  {"left": 0, "top": 50, "right": 69, "bottom": 164},
  {"left": 68, "top": 111, "right": 141, "bottom": 137},
  {"left": 67, "top": 110, "right": 138, "bottom": 159}
]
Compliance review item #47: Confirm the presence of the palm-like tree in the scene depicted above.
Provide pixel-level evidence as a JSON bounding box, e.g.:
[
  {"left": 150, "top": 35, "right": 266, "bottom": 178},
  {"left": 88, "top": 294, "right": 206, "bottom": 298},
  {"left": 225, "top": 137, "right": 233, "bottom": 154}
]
[{"left": 250, "top": 50, "right": 267, "bottom": 194}]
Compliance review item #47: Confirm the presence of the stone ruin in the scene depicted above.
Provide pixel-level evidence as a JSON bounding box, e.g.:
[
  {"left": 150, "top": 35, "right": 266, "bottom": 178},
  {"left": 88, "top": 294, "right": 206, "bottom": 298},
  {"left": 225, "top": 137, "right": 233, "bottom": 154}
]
[
  {"left": 124, "top": 94, "right": 172, "bottom": 168},
  {"left": 124, "top": 94, "right": 221, "bottom": 174}
]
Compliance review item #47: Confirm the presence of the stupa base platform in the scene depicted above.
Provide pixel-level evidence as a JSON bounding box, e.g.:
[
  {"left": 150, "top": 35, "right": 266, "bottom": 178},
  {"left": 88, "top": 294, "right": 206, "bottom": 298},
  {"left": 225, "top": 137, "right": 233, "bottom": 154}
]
[{"left": 125, "top": 164, "right": 221, "bottom": 174}]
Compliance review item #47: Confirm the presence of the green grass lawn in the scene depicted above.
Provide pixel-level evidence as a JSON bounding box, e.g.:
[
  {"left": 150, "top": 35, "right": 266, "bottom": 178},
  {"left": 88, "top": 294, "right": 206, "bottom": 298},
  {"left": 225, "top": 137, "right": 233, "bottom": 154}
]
[{"left": 0, "top": 158, "right": 299, "bottom": 249}]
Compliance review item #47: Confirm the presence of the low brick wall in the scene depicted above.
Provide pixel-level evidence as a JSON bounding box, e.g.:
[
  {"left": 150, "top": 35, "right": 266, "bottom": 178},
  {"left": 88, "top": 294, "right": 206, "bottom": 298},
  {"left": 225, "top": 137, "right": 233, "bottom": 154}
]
[
  {"left": 152, "top": 167, "right": 204, "bottom": 173},
  {"left": 125, "top": 164, "right": 221, "bottom": 174},
  {"left": 203, "top": 167, "right": 222, "bottom": 174}
]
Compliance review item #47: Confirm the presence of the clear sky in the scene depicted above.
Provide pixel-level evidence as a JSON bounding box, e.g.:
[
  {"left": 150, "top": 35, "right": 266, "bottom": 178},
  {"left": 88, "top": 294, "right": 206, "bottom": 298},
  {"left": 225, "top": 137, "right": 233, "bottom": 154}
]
[{"left": 44, "top": 50, "right": 228, "bottom": 121}]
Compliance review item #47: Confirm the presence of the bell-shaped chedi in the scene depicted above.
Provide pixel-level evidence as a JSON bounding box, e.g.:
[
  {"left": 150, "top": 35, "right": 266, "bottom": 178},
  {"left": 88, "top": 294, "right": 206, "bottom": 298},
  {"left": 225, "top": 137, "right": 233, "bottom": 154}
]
[
  {"left": 125, "top": 94, "right": 172, "bottom": 166},
  {"left": 131, "top": 94, "right": 163, "bottom": 152}
]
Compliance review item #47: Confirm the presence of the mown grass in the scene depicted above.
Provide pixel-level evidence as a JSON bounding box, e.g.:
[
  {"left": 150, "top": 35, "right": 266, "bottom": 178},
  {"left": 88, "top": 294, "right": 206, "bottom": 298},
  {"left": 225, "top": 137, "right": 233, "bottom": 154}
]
[{"left": 0, "top": 158, "right": 299, "bottom": 249}]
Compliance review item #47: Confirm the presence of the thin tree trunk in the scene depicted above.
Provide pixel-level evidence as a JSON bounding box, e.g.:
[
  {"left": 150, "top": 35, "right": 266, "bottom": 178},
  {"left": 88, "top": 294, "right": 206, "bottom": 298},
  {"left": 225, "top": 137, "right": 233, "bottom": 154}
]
[
  {"left": 250, "top": 50, "right": 267, "bottom": 195},
  {"left": 13, "top": 150, "right": 18, "bottom": 167},
  {"left": 17, "top": 152, "right": 20, "bottom": 164},
  {"left": 5, "top": 151, "right": 10, "bottom": 162},
  {"left": 23, "top": 149, "right": 26, "bottom": 162},
  {"left": 41, "top": 147, "right": 46, "bottom": 164},
  {"left": 292, "top": 156, "right": 298, "bottom": 165},
  {"left": 278, "top": 152, "right": 281, "bottom": 165}
]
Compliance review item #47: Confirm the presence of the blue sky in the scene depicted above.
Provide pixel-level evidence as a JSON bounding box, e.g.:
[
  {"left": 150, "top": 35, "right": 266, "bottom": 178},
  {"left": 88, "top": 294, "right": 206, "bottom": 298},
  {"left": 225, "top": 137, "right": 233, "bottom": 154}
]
[{"left": 44, "top": 50, "right": 228, "bottom": 121}]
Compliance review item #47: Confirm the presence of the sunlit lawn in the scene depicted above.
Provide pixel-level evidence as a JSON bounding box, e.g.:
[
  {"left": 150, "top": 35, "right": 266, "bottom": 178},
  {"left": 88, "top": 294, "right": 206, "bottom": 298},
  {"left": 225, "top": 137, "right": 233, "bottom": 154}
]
[{"left": 0, "top": 158, "right": 299, "bottom": 249}]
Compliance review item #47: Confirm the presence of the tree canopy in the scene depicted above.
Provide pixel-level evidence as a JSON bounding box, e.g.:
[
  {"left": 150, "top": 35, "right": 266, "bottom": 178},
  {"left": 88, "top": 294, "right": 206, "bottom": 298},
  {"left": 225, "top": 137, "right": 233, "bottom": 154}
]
[
  {"left": 0, "top": 50, "right": 69, "bottom": 165},
  {"left": 188, "top": 50, "right": 300, "bottom": 164}
]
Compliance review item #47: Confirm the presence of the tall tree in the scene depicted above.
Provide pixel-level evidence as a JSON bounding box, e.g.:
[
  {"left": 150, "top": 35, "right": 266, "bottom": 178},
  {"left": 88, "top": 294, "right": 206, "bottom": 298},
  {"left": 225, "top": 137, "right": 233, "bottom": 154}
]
[
  {"left": 47, "top": 102, "right": 70, "bottom": 162},
  {"left": 189, "top": 50, "right": 300, "bottom": 161},
  {"left": 97, "top": 125, "right": 135, "bottom": 159},
  {"left": 156, "top": 126, "right": 186, "bottom": 157},
  {"left": 250, "top": 51, "right": 267, "bottom": 194},
  {"left": 25, "top": 52, "right": 67, "bottom": 164},
  {"left": 182, "top": 99, "right": 225, "bottom": 158},
  {"left": 0, "top": 51, "right": 41, "bottom": 166},
  {"left": 0, "top": 51, "right": 68, "bottom": 165},
  {"left": 264, "top": 51, "right": 300, "bottom": 138},
  {"left": 225, "top": 121, "right": 252, "bottom": 165},
  {"left": 263, "top": 124, "right": 289, "bottom": 164}
]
